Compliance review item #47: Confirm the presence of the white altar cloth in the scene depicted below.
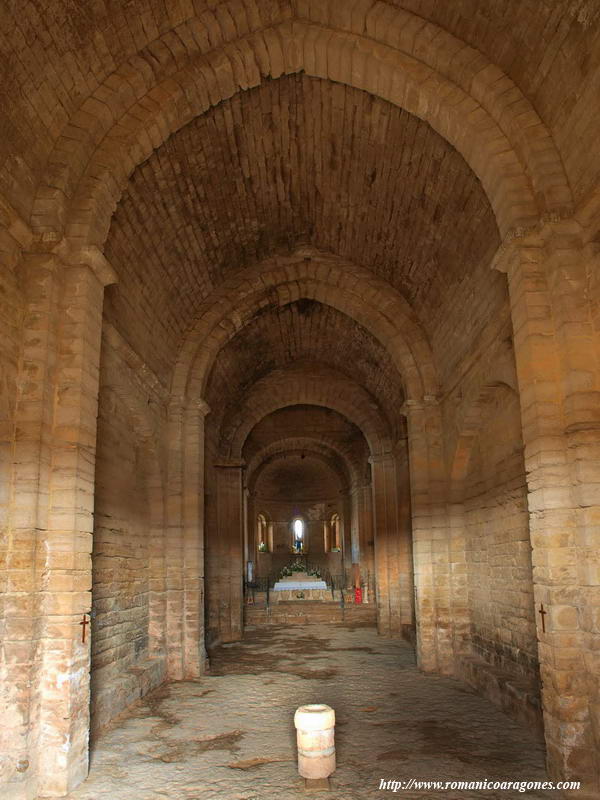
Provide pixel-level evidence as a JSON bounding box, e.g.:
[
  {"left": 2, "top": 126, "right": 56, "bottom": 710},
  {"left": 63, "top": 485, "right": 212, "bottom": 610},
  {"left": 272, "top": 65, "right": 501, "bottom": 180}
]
[
  {"left": 273, "top": 573, "right": 327, "bottom": 591},
  {"left": 272, "top": 580, "right": 328, "bottom": 591}
]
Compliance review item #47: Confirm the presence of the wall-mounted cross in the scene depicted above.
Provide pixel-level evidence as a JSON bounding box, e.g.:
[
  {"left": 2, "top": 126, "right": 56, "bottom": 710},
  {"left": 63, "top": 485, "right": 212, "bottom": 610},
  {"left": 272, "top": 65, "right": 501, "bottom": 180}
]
[
  {"left": 80, "top": 614, "right": 89, "bottom": 643},
  {"left": 538, "top": 603, "right": 547, "bottom": 634}
]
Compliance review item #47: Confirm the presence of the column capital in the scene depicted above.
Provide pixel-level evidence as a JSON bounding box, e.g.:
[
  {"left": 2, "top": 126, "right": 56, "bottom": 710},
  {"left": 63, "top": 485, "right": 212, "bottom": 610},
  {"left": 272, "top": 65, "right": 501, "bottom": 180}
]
[
  {"left": 400, "top": 395, "right": 439, "bottom": 415},
  {"left": 52, "top": 238, "right": 117, "bottom": 286},
  {"left": 193, "top": 398, "right": 211, "bottom": 417},
  {"left": 349, "top": 480, "right": 371, "bottom": 493},
  {"left": 490, "top": 214, "right": 584, "bottom": 274},
  {"left": 368, "top": 450, "right": 395, "bottom": 466}
]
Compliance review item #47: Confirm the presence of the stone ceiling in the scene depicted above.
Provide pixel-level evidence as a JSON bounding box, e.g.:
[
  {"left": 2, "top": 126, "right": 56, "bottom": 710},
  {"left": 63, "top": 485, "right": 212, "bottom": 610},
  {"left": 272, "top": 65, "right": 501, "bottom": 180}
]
[
  {"left": 2, "top": 0, "right": 598, "bottom": 218},
  {"left": 242, "top": 405, "right": 369, "bottom": 478},
  {"left": 204, "top": 298, "right": 405, "bottom": 438},
  {"left": 104, "top": 73, "right": 499, "bottom": 382},
  {"left": 252, "top": 451, "right": 345, "bottom": 500}
]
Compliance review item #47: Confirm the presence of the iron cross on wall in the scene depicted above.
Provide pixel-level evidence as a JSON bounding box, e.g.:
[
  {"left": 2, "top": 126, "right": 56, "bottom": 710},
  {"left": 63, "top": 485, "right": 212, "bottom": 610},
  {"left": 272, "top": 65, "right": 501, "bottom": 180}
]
[
  {"left": 538, "top": 603, "right": 547, "bottom": 633},
  {"left": 80, "top": 614, "right": 89, "bottom": 643}
]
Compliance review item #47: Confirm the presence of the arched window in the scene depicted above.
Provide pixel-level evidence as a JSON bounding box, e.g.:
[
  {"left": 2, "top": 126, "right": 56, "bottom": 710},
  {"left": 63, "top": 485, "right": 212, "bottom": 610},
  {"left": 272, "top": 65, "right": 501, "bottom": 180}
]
[
  {"left": 257, "top": 513, "right": 268, "bottom": 552},
  {"left": 292, "top": 517, "right": 305, "bottom": 553}
]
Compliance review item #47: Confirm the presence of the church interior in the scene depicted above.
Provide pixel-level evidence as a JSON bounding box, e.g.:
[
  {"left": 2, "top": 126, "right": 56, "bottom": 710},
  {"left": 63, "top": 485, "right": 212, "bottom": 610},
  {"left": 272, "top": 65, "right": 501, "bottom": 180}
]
[{"left": 0, "top": 1, "right": 599, "bottom": 798}]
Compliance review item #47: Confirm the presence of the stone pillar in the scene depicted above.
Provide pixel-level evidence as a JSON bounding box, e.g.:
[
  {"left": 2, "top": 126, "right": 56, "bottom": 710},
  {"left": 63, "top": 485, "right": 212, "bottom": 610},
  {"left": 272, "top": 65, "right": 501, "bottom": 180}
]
[
  {"left": 165, "top": 396, "right": 209, "bottom": 678},
  {"left": 243, "top": 487, "right": 249, "bottom": 567},
  {"left": 165, "top": 400, "right": 185, "bottom": 679},
  {"left": 342, "top": 492, "right": 352, "bottom": 582},
  {"left": 7, "top": 245, "right": 114, "bottom": 799},
  {"left": 213, "top": 460, "right": 245, "bottom": 643},
  {"left": 370, "top": 443, "right": 420, "bottom": 641},
  {"left": 323, "top": 518, "right": 331, "bottom": 552},
  {"left": 182, "top": 400, "right": 210, "bottom": 677},
  {"left": 499, "top": 227, "right": 600, "bottom": 797},
  {"left": 246, "top": 492, "right": 255, "bottom": 562},
  {"left": 395, "top": 439, "right": 415, "bottom": 640},
  {"left": 349, "top": 488, "right": 360, "bottom": 565},
  {"left": 370, "top": 452, "right": 403, "bottom": 636},
  {"left": 36, "top": 260, "right": 107, "bottom": 796},
  {"left": 405, "top": 400, "right": 451, "bottom": 673},
  {"left": 353, "top": 481, "right": 374, "bottom": 592},
  {"left": 2, "top": 249, "right": 59, "bottom": 800},
  {"left": 146, "top": 446, "right": 167, "bottom": 665}
]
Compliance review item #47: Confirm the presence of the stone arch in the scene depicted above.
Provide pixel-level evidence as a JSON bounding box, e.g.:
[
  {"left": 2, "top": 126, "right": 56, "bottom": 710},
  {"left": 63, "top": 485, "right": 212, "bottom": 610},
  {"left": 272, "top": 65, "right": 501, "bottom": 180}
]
[
  {"left": 218, "top": 365, "right": 393, "bottom": 457},
  {"left": 175, "top": 248, "right": 435, "bottom": 406},
  {"left": 31, "top": 6, "right": 571, "bottom": 244},
  {"left": 245, "top": 436, "right": 363, "bottom": 490},
  {"left": 248, "top": 446, "right": 352, "bottom": 496}
]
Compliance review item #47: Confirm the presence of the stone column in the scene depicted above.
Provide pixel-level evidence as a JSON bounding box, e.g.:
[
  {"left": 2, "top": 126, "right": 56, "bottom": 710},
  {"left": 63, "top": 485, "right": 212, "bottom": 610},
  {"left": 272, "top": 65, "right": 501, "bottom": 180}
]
[
  {"left": 0, "top": 233, "right": 25, "bottom": 797},
  {"left": 243, "top": 487, "right": 249, "bottom": 569},
  {"left": 342, "top": 492, "right": 352, "bottom": 582},
  {"left": 246, "top": 492, "right": 255, "bottom": 564},
  {"left": 182, "top": 399, "right": 210, "bottom": 677},
  {"left": 370, "top": 452, "right": 404, "bottom": 636},
  {"left": 353, "top": 481, "right": 374, "bottom": 592},
  {"left": 2, "top": 249, "right": 59, "bottom": 800},
  {"left": 498, "top": 227, "right": 599, "bottom": 797},
  {"left": 405, "top": 400, "right": 451, "bottom": 673},
  {"left": 37, "top": 260, "right": 107, "bottom": 796},
  {"left": 395, "top": 439, "right": 415, "bottom": 640},
  {"left": 10, "top": 244, "right": 114, "bottom": 798},
  {"left": 213, "top": 459, "right": 245, "bottom": 643},
  {"left": 323, "top": 518, "right": 331, "bottom": 552},
  {"left": 544, "top": 228, "right": 600, "bottom": 797},
  {"left": 165, "top": 400, "right": 185, "bottom": 678},
  {"left": 349, "top": 488, "right": 360, "bottom": 565}
]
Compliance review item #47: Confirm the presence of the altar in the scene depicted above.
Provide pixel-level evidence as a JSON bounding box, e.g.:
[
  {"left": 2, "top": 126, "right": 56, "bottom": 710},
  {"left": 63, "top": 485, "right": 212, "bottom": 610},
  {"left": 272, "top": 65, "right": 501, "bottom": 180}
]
[{"left": 272, "top": 572, "right": 330, "bottom": 602}]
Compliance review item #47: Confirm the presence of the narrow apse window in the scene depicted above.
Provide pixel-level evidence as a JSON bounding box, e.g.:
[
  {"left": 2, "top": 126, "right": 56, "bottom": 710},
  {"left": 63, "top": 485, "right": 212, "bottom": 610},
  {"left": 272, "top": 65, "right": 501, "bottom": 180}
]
[{"left": 293, "top": 518, "right": 304, "bottom": 552}]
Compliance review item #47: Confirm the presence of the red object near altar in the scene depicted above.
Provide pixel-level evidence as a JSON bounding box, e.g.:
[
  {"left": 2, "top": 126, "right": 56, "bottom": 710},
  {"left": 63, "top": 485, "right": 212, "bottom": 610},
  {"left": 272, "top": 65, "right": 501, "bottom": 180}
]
[{"left": 354, "top": 588, "right": 362, "bottom": 604}]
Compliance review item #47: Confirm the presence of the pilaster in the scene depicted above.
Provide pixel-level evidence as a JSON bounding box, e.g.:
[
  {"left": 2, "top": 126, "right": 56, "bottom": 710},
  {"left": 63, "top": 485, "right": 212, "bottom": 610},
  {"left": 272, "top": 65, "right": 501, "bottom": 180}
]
[
  {"left": 212, "top": 459, "right": 245, "bottom": 643},
  {"left": 8, "top": 242, "right": 113, "bottom": 798},
  {"left": 496, "top": 224, "right": 600, "bottom": 796}
]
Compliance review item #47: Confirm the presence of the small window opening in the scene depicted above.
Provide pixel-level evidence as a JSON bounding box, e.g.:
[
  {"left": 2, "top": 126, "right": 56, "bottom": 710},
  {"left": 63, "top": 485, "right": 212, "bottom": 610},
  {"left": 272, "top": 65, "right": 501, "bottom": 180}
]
[{"left": 292, "top": 518, "right": 304, "bottom": 553}]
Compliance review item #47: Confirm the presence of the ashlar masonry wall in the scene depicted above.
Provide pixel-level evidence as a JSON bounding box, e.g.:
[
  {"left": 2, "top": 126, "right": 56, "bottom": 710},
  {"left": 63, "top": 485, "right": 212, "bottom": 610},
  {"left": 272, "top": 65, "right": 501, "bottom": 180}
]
[
  {"left": 90, "top": 326, "right": 168, "bottom": 735},
  {"left": 463, "top": 387, "right": 539, "bottom": 719}
]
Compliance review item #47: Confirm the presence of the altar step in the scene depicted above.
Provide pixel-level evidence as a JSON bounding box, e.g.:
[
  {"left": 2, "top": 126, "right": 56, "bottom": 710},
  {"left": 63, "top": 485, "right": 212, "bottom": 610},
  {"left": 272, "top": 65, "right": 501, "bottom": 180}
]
[{"left": 244, "top": 601, "right": 376, "bottom": 627}]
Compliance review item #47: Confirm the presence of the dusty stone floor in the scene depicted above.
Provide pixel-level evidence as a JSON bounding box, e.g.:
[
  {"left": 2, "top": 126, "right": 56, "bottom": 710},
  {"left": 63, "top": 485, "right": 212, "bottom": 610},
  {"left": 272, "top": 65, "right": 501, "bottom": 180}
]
[{"left": 66, "top": 625, "right": 556, "bottom": 800}]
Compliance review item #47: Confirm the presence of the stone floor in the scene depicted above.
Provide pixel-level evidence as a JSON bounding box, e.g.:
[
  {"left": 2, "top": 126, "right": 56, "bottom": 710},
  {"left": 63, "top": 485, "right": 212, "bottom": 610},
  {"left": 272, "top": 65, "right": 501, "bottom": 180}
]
[{"left": 66, "top": 624, "right": 557, "bottom": 800}]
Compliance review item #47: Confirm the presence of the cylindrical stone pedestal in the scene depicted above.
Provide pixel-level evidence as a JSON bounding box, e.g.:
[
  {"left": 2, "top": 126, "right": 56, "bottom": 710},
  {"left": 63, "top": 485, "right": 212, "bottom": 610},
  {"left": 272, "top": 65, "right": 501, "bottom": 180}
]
[{"left": 294, "top": 704, "right": 336, "bottom": 779}]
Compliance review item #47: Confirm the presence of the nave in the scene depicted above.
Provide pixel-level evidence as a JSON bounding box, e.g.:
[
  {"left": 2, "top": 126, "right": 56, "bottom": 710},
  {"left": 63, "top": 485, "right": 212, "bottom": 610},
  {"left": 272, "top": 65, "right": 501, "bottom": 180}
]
[{"left": 65, "top": 625, "right": 550, "bottom": 800}]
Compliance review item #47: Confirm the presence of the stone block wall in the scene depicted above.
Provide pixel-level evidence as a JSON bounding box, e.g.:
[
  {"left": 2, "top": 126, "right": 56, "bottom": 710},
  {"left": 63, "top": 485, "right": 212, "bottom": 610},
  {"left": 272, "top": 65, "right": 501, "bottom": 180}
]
[
  {"left": 1, "top": 3, "right": 599, "bottom": 795},
  {"left": 92, "top": 388, "right": 151, "bottom": 732},
  {"left": 464, "top": 388, "right": 538, "bottom": 684},
  {"left": 89, "top": 326, "right": 168, "bottom": 735}
]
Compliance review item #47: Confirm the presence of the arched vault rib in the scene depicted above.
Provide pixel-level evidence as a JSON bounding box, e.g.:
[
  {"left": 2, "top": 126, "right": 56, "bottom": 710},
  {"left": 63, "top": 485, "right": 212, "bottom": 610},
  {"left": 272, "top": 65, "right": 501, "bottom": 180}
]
[
  {"left": 202, "top": 293, "right": 406, "bottom": 442},
  {"left": 245, "top": 436, "right": 364, "bottom": 492},
  {"left": 218, "top": 365, "right": 393, "bottom": 458},
  {"left": 30, "top": 5, "right": 572, "bottom": 245},
  {"left": 175, "top": 248, "right": 435, "bottom": 406},
  {"left": 248, "top": 448, "right": 350, "bottom": 496}
]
